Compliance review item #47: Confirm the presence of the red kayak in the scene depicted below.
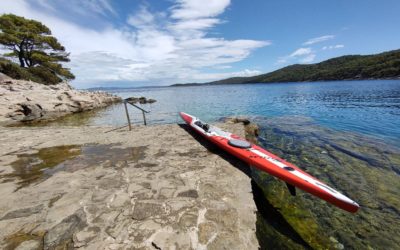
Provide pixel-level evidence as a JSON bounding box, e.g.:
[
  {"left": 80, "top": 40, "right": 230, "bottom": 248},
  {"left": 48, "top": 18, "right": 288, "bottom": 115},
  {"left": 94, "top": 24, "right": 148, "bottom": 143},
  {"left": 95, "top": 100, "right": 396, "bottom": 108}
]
[{"left": 180, "top": 112, "right": 359, "bottom": 213}]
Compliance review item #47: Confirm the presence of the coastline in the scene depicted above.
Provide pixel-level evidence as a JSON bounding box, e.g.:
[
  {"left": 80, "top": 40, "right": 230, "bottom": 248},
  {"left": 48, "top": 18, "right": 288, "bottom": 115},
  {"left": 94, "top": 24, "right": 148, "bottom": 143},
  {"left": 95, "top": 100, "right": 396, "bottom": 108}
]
[
  {"left": 1, "top": 112, "right": 399, "bottom": 249},
  {"left": 0, "top": 75, "right": 122, "bottom": 126},
  {"left": 170, "top": 77, "right": 400, "bottom": 87}
]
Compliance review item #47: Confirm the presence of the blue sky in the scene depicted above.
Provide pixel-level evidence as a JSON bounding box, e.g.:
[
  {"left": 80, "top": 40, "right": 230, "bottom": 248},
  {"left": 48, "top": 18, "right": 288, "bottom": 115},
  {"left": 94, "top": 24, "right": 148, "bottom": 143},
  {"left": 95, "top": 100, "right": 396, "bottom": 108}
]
[{"left": 1, "top": 0, "right": 399, "bottom": 88}]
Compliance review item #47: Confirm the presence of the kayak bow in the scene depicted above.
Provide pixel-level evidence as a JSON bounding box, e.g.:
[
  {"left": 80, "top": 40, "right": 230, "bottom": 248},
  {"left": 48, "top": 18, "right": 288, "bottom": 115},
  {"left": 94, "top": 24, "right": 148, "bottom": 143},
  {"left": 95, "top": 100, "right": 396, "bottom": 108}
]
[{"left": 180, "top": 112, "right": 359, "bottom": 213}]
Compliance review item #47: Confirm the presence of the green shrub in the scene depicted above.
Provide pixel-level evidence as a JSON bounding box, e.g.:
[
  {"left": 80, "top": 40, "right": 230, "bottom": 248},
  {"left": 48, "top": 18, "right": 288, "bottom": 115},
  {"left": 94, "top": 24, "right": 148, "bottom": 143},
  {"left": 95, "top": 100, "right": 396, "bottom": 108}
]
[
  {"left": 0, "top": 58, "right": 63, "bottom": 84},
  {"left": 28, "top": 66, "right": 63, "bottom": 85}
]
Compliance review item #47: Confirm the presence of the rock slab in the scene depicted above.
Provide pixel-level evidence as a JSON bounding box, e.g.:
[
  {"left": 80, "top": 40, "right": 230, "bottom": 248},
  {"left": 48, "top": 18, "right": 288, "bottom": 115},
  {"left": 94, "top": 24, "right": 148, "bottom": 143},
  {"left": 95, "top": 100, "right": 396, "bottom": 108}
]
[
  {"left": 0, "top": 123, "right": 259, "bottom": 249},
  {"left": 0, "top": 77, "right": 121, "bottom": 125}
]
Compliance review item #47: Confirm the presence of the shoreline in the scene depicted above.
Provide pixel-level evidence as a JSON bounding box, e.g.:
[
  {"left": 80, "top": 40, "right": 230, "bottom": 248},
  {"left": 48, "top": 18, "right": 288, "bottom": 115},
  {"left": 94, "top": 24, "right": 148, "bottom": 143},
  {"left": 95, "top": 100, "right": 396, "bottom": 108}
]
[
  {"left": 170, "top": 77, "right": 400, "bottom": 87},
  {"left": 1, "top": 114, "right": 399, "bottom": 249},
  {"left": 0, "top": 75, "right": 122, "bottom": 126},
  {"left": 0, "top": 122, "right": 259, "bottom": 249}
]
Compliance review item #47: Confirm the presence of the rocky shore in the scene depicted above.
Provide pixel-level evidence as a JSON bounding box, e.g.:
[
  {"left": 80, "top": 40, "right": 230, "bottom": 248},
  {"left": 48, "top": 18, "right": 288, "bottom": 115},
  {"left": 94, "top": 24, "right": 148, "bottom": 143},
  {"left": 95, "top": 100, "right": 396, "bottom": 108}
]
[
  {"left": 2, "top": 73, "right": 396, "bottom": 249},
  {"left": 1, "top": 107, "right": 398, "bottom": 249},
  {"left": 0, "top": 123, "right": 258, "bottom": 249},
  {"left": 0, "top": 74, "right": 121, "bottom": 125},
  {"left": 0, "top": 75, "right": 259, "bottom": 249}
]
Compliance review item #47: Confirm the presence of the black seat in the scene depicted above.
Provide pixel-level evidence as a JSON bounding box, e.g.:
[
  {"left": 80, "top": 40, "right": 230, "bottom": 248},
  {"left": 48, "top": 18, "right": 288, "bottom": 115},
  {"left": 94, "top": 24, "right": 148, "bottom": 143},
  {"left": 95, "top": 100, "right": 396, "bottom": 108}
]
[{"left": 195, "top": 121, "right": 210, "bottom": 132}]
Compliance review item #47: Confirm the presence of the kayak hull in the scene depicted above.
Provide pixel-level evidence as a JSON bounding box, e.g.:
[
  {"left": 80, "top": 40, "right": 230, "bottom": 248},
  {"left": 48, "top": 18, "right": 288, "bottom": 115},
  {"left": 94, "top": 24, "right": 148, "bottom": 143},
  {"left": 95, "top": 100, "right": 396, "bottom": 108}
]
[{"left": 180, "top": 112, "right": 359, "bottom": 213}]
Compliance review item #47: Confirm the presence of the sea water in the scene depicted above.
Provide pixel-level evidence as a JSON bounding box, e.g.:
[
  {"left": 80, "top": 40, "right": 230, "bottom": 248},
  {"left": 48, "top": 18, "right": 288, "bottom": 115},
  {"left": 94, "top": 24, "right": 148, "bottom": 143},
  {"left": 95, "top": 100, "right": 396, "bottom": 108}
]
[{"left": 79, "top": 80, "right": 400, "bottom": 146}]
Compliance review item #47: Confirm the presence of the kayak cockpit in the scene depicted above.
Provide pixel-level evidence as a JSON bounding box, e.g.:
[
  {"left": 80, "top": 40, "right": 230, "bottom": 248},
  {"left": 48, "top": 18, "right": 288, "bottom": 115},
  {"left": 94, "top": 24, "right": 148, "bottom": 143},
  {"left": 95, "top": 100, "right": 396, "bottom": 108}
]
[{"left": 194, "top": 120, "right": 210, "bottom": 132}]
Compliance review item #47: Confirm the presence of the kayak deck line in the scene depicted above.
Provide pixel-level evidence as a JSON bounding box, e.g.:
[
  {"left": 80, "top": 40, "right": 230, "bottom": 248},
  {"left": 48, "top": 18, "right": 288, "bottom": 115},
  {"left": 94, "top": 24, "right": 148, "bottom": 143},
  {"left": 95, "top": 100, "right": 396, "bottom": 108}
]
[
  {"left": 179, "top": 112, "right": 360, "bottom": 213},
  {"left": 248, "top": 147, "right": 357, "bottom": 205}
]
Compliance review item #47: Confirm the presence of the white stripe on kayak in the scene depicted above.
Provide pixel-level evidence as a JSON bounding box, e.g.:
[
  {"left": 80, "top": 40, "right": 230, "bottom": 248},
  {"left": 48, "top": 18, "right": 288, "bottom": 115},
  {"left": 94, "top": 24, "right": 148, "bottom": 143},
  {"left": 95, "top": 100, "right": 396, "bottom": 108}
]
[{"left": 249, "top": 148, "right": 358, "bottom": 205}]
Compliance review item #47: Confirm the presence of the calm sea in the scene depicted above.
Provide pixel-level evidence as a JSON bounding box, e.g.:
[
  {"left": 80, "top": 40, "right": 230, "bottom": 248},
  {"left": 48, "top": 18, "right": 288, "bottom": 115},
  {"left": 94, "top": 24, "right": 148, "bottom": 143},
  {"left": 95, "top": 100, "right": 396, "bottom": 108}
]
[{"left": 74, "top": 80, "right": 400, "bottom": 145}]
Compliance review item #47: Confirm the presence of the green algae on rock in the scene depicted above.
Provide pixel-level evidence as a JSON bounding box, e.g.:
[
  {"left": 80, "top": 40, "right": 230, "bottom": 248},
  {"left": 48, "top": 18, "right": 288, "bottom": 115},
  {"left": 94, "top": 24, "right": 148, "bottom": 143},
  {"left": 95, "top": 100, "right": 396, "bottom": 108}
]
[
  {"left": 4, "top": 231, "right": 45, "bottom": 250},
  {"left": 251, "top": 116, "right": 400, "bottom": 249}
]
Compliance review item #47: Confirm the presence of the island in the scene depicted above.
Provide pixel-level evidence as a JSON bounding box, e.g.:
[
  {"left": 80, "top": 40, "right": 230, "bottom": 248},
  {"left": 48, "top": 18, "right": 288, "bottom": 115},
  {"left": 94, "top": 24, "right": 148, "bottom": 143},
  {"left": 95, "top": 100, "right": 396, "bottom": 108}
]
[{"left": 171, "top": 49, "right": 400, "bottom": 86}]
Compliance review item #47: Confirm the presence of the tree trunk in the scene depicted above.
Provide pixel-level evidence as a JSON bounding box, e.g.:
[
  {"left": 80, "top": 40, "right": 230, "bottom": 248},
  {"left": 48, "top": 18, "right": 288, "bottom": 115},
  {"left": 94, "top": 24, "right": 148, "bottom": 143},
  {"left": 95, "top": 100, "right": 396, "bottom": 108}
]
[
  {"left": 18, "top": 50, "right": 25, "bottom": 67},
  {"left": 18, "top": 40, "right": 27, "bottom": 67}
]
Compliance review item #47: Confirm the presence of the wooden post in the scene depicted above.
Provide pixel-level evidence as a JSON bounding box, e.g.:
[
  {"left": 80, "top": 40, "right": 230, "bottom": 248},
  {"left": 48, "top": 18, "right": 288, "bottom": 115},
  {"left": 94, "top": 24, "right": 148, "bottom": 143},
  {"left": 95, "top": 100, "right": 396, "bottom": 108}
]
[
  {"left": 142, "top": 110, "right": 147, "bottom": 125},
  {"left": 124, "top": 102, "right": 132, "bottom": 131}
]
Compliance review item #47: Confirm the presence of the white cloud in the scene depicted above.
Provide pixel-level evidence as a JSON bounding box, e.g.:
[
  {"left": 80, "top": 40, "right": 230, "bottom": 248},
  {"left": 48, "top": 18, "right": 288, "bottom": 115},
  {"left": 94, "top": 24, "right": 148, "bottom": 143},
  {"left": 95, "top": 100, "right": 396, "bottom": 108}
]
[
  {"left": 322, "top": 44, "right": 344, "bottom": 50},
  {"left": 170, "top": 0, "right": 230, "bottom": 19},
  {"left": 185, "top": 69, "right": 262, "bottom": 82},
  {"left": 168, "top": 0, "right": 230, "bottom": 39},
  {"left": 277, "top": 34, "right": 338, "bottom": 65},
  {"left": 277, "top": 47, "right": 315, "bottom": 64},
  {"left": 0, "top": 0, "right": 269, "bottom": 87},
  {"left": 169, "top": 18, "right": 221, "bottom": 32},
  {"left": 127, "top": 6, "right": 156, "bottom": 28},
  {"left": 35, "top": 0, "right": 55, "bottom": 11},
  {"left": 290, "top": 47, "right": 312, "bottom": 57},
  {"left": 93, "top": 0, "right": 117, "bottom": 16},
  {"left": 213, "top": 65, "right": 232, "bottom": 69},
  {"left": 303, "top": 35, "right": 334, "bottom": 45},
  {"left": 65, "top": 0, "right": 117, "bottom": 17}
]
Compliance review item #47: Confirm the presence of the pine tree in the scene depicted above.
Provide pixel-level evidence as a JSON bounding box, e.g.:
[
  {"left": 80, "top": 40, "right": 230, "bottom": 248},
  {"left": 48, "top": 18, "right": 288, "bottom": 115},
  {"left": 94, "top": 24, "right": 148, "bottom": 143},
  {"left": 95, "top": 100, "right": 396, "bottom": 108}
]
[{"left": 0, "top": 14, "right": 75, "bottom": 83}]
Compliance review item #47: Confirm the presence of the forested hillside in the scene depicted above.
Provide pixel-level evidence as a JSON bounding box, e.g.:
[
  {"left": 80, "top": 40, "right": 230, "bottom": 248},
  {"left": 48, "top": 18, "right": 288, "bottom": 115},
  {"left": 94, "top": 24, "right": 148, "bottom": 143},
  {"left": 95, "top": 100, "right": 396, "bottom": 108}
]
[{"left": 172, "top": 49, "right": 400, "bottom": 86}]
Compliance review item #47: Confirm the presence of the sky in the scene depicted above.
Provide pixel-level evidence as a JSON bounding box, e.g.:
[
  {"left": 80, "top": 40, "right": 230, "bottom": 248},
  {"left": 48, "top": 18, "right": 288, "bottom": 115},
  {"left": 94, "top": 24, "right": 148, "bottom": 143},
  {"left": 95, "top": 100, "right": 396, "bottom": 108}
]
[{"left": 1, "top": 0, "right": 400, "bottom": 88}]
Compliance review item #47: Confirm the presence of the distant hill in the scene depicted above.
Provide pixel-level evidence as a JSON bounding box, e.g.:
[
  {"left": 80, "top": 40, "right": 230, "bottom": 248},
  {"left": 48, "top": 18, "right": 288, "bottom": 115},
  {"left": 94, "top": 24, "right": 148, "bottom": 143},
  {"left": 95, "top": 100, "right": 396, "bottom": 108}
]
[{"left": 171, "top": 49, "right": 400, "bottom": 86}]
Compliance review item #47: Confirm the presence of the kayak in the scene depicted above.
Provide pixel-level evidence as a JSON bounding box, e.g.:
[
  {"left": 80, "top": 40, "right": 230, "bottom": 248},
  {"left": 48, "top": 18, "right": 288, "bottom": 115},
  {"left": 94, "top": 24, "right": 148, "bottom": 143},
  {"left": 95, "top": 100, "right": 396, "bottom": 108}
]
[{"left": 179, "top": 112, "right": 359, "bottom": 213}]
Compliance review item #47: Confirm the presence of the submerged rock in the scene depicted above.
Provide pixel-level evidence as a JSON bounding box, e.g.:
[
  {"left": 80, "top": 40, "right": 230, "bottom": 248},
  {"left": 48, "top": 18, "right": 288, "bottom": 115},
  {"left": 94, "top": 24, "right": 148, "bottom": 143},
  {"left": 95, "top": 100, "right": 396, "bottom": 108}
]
[
  {"left": 250, "top": 115, "right": 400, "bottom": 249},
  {"left": 223, "top": 116, "right": 259, "bottom": 143},
  {"left": 125, "top": 96, "right": 156, "bottom": 104}
]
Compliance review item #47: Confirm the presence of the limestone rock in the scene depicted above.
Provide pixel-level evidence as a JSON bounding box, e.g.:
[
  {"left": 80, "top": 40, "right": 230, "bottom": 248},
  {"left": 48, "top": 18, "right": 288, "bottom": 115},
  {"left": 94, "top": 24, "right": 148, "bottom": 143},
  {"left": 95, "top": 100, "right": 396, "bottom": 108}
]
[
  {"left": 223, "top": 116, "right": 259, "bottom": 143},
  {"left": 177, "top": 189, "right": 198, "bottom": 198},
  {"left": 44, "top": 208, "right": 87, "bottom": 249},
  {"left": 223, "top": 116, "right": 250, "bottom": 125},
  {"left": 198, "top": 222, "right": 217, "bottom": 244},
  {"left": 15, "top": 240, "right": 41, "bottom": 250},
  {"left": 73, "top": 229, "right": 97, "bottom": 248},
  {"left": 125, "top": 96, "right": 157, "bottom": 104},
  {"left": 205, "top": 207, "right": 238, "bottom": 228},
  {"left": 0, "top": 78, "right": 121, "bottom": 125},
  {"left": 132, "top": 201, "right": 164, "bottom": 220},
  {"left": 0, "top": 73, "right": 12, "bottom": 82},
  {"left": 1, "top": 204, "right": 44, "bottom": 221},
  {"left": 0, "top": 123, "right": 258, "bottom": 249},
  {"left": 110, "top": 191, "right": 131, "bottom": 208}
]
